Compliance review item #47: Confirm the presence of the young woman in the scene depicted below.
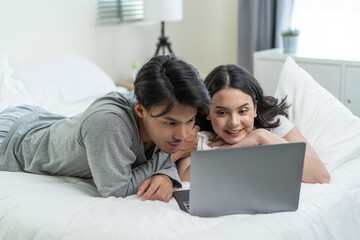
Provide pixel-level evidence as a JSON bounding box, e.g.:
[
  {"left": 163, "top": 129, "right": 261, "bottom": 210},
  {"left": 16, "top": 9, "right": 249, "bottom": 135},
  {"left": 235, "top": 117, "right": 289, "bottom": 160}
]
[
  {"left": 176, "top": 64, "right": 330, "bottom": 184},
  {"left": 0, "top": 55, "right": 211, "bottom": 202}
]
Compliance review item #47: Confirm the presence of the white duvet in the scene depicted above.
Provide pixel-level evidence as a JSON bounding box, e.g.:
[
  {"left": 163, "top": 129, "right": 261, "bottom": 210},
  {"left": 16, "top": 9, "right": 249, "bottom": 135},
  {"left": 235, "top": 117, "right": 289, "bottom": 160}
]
[{"left": 1, "top": 157, "right": 360, "bottom": 240}]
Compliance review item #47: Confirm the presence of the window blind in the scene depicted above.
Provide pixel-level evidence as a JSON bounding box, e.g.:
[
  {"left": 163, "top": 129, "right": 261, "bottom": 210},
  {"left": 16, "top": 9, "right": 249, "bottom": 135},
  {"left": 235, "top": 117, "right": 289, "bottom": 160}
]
[{"left": 97, "top": 0, "right": 144, "bottom": 25}]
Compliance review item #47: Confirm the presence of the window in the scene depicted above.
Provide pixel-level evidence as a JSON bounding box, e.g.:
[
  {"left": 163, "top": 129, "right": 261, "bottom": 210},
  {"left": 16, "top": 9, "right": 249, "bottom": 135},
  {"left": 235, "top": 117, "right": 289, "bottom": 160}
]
[
  {"left": 291, "top": 0, "right": 360, "bottom": 58},
  {"left": 97, "top": 0, "right": 144, "bottom": 25}
]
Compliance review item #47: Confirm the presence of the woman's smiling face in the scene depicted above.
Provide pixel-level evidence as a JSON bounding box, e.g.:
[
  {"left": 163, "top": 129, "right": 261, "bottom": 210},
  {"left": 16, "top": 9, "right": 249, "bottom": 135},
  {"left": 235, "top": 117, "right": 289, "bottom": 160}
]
[{"left": 207, "top": 88, "right": 257, "bottom": 144}]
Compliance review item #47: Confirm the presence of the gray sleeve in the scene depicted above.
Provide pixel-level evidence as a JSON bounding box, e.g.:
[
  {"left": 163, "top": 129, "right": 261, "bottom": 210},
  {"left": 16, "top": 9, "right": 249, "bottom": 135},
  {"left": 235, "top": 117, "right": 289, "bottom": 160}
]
[
  {"left": 152, "top": 152, "right": 182, "bottom": 188},
  {"left": 81, "top": 111, "right": 180, "bottom": 198}
]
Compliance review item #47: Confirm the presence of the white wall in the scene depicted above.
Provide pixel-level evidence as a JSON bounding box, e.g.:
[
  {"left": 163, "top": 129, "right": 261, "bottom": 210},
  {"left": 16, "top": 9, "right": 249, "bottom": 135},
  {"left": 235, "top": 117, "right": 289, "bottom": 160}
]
[
  {"left": 168, "top": 0, "right": 238, "bottom": 78},
  {"left": 0, "top": 0, "right": 237, "bottom": 81}
]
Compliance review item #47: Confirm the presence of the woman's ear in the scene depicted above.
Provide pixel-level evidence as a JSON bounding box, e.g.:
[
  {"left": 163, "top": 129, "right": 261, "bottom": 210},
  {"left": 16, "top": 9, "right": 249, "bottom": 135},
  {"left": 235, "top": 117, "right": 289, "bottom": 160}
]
[
  {"left": 206, "top": 112, "right": 211, "bottom": 120},
  {"left": 134, "top": 101, "right": 146, "bottom": 118}
]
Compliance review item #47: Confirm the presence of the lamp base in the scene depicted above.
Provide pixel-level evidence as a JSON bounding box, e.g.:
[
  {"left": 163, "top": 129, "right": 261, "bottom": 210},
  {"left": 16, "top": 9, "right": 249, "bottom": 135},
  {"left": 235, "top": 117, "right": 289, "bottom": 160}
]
[{"left": 154, "top": 21, "right": 174, "bottom": 56}]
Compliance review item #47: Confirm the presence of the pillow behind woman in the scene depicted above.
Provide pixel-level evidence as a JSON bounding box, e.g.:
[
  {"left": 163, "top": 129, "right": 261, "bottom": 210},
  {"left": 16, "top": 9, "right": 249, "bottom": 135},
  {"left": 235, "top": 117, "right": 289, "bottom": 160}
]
[{"left": 274, "top": 57, "right": 360, "bottom": 172}]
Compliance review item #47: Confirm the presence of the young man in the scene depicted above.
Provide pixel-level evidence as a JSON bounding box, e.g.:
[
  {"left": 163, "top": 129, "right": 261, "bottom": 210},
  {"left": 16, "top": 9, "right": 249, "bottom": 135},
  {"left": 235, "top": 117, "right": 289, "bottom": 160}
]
[{"left": 0, "top": 56, "right": 211, "bottom": 202}]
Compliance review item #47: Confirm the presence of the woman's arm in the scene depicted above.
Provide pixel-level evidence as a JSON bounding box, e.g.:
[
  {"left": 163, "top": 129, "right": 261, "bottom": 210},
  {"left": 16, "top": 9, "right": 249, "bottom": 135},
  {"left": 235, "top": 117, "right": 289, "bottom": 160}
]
[
  {"left": 209, "top": 128, "right": 287, "bottom": 147},
  {"left": 210, "top": 127, "right": 330, "bottom": 184},
  {"left": 283, "top": 127, "right": 330, "bottom": 184}
]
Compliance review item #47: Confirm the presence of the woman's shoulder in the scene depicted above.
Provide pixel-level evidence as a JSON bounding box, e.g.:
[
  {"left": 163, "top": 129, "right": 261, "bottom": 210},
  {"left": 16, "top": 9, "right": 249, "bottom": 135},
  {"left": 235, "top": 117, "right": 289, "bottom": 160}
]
[
  {"left": 197, "top": 130, "right": 216, "bottom": 138},
  {"left": 196, "top": 131, "right": 217, "bottom": 150}
]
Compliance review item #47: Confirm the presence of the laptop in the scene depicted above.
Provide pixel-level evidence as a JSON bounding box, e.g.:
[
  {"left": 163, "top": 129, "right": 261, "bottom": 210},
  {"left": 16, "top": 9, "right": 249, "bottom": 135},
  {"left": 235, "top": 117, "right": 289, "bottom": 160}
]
[{"left": 173, "top": 142, "right": 305, "bottom": 217}]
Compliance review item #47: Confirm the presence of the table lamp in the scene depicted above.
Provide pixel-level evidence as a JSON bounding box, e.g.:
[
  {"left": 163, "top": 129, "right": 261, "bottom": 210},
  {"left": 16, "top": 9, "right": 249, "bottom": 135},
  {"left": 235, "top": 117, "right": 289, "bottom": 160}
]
[{"left": 144, "top": 0, "right": 183, "bottom": 56}]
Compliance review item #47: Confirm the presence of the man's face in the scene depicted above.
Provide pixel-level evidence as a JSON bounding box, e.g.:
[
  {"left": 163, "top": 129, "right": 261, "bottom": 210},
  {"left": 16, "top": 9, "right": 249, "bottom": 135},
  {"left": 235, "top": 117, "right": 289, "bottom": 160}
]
[{"left": 135, "top": 101, "right": 197, "bottom": 154}]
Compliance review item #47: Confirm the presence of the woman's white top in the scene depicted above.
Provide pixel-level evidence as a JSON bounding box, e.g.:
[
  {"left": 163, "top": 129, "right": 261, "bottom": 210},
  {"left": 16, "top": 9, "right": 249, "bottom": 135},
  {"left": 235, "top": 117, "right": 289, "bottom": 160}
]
[{"left": 197, "top": 115, "right": 294, "bottom": 150}]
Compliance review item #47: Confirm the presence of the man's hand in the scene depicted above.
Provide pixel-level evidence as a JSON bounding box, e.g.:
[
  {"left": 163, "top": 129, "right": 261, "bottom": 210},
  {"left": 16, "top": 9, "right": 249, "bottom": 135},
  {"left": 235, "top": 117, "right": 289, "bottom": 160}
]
[
  {"left": 137, "top": 175, "right": 173, "bottom": 202},
  {"left": 172, "top": 125, "right": 200, "bottom": 162}
]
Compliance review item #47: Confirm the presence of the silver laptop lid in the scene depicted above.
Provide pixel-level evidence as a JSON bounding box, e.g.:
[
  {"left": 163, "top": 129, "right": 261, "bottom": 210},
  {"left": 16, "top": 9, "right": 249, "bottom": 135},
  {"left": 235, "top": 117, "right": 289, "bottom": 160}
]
[{"left": 189, "top": 142, "right": 305, "bottom": 217}]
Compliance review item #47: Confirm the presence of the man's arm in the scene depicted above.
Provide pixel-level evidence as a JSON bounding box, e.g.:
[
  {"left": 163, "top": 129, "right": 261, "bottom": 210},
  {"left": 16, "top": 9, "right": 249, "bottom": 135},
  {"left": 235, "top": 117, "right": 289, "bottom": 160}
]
[{"left": 81, "top": 111, "right": 180, "bottom": 199}]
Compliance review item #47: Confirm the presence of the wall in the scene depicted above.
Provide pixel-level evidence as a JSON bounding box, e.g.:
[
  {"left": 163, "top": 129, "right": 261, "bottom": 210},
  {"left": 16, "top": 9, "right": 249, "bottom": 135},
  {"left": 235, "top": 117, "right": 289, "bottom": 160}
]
[
  {"left": 0, "top": 0, "right": 237, "bottom": 81},
  {"left": 167, "top": 0, "right": 238, "bottom": 78}
]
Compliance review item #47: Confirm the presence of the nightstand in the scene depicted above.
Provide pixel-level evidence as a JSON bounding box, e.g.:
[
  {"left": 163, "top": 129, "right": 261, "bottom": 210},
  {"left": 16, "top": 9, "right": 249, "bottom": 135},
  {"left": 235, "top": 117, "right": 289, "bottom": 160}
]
[
  {"left": 253, "top": 48, "right": 360, "bottom": 117},
  {"left": 115, "top": 80, "right": 134, "bottom": 91}
]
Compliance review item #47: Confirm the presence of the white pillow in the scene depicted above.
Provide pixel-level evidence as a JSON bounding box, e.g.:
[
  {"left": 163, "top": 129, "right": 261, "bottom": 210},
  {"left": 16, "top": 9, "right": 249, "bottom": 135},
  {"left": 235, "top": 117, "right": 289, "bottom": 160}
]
[
  {"left": 1, "top": 51, "right": 32, "bottom": 108},
  {"left": 274, "top": 57, "right": 360, "bottom": 172},
  {"left": 0, "top": 55, "right": 116, "bottom": 110},
  {"left": 0, "top": 50, "right": 11, "bottom": 77}
]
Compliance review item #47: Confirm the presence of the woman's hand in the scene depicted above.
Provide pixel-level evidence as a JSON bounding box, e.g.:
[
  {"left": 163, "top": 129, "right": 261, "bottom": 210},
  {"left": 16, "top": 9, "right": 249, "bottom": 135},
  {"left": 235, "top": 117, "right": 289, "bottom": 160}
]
[{"left": 172, "top": 125, "right": 200, "bottom": 162}]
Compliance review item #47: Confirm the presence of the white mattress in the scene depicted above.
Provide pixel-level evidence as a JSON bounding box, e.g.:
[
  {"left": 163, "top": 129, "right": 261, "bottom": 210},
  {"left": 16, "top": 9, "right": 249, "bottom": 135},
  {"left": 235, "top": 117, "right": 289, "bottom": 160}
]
[{"left": 1, "top": 157, "right": 359, "bottom": 240}]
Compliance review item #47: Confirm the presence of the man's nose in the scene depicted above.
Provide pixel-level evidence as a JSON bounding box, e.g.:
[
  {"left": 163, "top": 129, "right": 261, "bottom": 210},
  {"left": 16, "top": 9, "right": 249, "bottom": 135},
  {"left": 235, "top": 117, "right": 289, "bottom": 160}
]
[{"left": 173, "top": 125, "right": 188, "bottom": 141}]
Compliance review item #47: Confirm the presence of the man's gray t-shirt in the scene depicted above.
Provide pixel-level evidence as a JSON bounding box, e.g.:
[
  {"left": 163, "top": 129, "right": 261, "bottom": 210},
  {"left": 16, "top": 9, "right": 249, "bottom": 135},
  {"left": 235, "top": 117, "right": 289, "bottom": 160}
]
[{"left": 0, "top": 91, "right": 181, "bottom": 197}]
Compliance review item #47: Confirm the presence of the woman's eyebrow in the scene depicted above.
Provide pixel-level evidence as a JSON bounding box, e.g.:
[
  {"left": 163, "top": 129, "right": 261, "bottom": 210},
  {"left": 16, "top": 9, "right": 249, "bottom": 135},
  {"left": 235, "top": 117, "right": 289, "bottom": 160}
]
[{"left": 214, "top": 103, "right": 250, "bottom": 110}]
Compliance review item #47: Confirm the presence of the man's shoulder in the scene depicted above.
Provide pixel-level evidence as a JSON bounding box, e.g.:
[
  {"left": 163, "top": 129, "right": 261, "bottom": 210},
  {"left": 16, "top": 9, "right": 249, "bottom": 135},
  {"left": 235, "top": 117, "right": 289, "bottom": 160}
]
[
  {"left": 80, "top": 94, "right": 137, "bottom": 136},
  {"left": 84, "top": 91, "right": 136, "bottom": 118},
  {"left": 93, "top": 91, "right": 134, "bottom": 108}
]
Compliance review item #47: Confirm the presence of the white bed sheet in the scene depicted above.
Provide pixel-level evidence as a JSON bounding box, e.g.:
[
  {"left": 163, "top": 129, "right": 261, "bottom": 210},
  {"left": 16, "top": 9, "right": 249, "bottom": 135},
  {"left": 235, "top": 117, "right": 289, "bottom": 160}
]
[{"left": 1, "top": 157, "right": 359, "bottom": 240}]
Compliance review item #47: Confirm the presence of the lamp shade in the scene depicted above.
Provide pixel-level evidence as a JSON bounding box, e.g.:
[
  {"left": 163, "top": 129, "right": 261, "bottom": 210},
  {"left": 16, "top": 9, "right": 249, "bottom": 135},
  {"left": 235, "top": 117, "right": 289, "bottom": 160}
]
[{"left": 144, "top": 0, "right": 183, "bottom": 22}]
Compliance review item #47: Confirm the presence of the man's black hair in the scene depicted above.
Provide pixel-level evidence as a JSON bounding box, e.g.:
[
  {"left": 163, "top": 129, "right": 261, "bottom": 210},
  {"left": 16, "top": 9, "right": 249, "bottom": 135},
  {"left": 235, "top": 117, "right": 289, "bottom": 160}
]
[{"left": 134, "top": 55, "right": 211, "bottom": 117}]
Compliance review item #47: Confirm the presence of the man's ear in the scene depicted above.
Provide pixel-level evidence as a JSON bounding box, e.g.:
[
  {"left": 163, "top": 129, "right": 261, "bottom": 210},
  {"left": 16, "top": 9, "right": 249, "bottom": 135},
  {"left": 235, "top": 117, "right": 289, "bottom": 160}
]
[{"left": 134, "top": 101, "right": 146, "bottom": 118}]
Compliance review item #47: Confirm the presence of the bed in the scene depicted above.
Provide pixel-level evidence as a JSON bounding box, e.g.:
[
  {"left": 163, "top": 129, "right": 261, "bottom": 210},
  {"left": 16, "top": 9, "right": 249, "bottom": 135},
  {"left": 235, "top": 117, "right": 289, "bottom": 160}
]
[{"left": 1, "top": 52, "right": 360, "bottom": 240}]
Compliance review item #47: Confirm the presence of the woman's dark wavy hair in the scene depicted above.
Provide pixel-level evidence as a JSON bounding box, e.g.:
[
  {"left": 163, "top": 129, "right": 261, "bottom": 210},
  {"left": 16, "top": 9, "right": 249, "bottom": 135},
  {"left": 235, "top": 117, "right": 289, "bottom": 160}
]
[
  {"left": 197, "top": 64, "right": 289, "bottom": 131},
  {"left": 134, "top": 55, "right": 211, "bottom": 117}
]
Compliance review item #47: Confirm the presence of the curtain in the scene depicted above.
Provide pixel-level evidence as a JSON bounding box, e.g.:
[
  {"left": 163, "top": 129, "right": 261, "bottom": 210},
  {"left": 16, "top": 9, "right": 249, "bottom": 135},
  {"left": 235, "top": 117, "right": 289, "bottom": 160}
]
[{"left": 237, "top": 0, "right": 294, "bottom": 73}]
